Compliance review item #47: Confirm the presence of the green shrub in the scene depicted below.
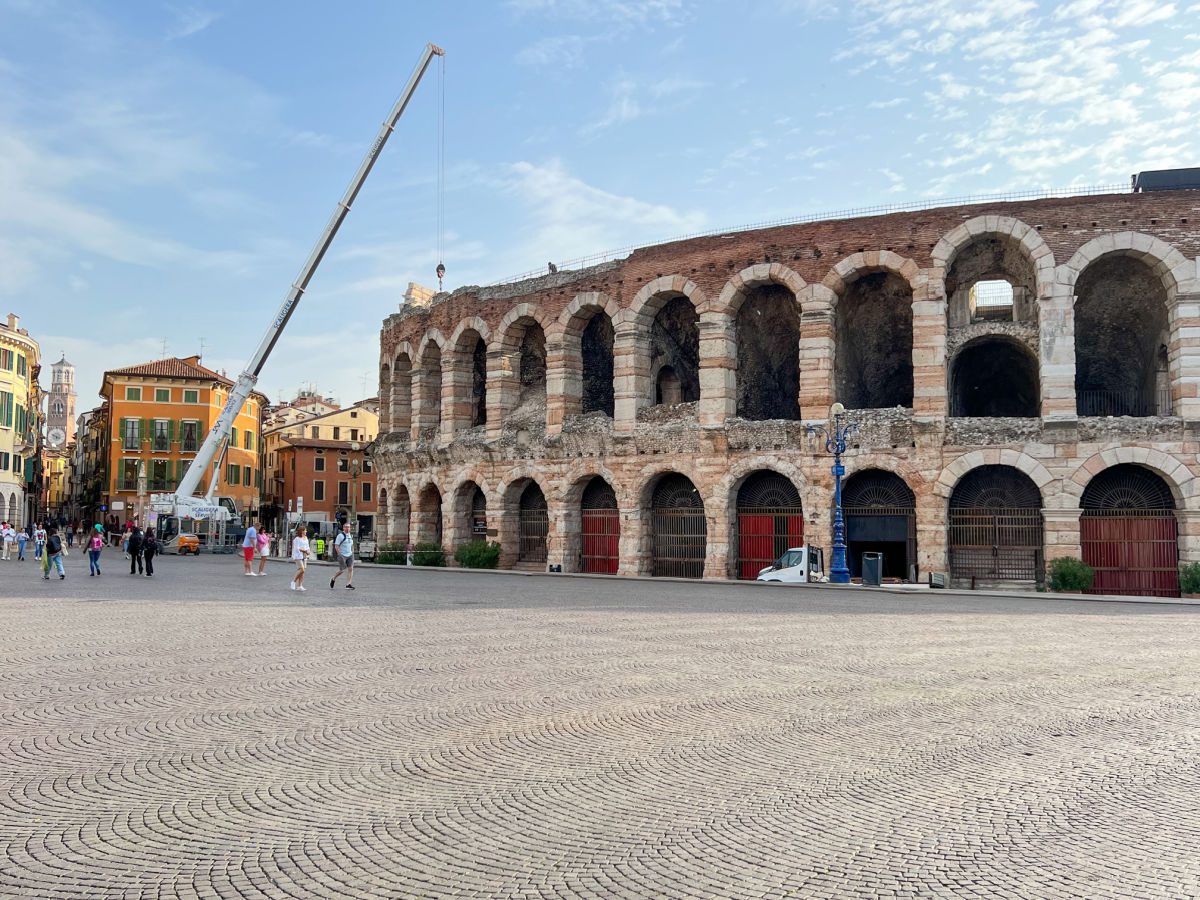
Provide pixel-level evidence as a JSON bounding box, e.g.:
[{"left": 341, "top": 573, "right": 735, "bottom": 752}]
[
  {"left": 374, "top": 543, "right": 408, "bottom": 565},
  {"left": 454, "top": 540, "right": 501, "bottom": 569},
  {"left": 1046, "top": 557, "right": 1095, "bottom": 592},
  {"left": 412, "top": 542, "right": 446, "bottom": 567},
  {"left": 1179, "top": 561, "right": 1200, "bottom": 594}
]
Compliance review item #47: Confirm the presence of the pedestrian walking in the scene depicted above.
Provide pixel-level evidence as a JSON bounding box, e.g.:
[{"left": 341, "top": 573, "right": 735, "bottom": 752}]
[
  {"left": 66, "top": 526, "right": 74, "bottom": 549},
  {"left": 121, "top": 525, "right": 132, "bottom": 559},
  {"left": 242, "top": 521, "right": 258, "bottom": 576},
  {"left": 330, "top": 522, "right": 356, "bottom": 590},
  {"left": 1, "top": 522, "right": 14, "bottom": 560},
  {"left": 87, "top": 525, "right": 104, "bottom": 576},
  {"left": 255, "top": 525, "right": 271, "bottom": 576},
  {"left": 42, "top": 527, "right": 65, "bottom": 580},
  {"left": 16, "top": 528, "right": 27, "bottom": 561},
  {"left": 128, "top": 525, "right": 145, "bottom": 575},
  {"left": 34, "top": 523, "right": 46, "bottom": 560},
  {"left": 289, "top": 524, "right": 311, "bottom": 592},
  {"left": 143, "top": 530, "right": 157, "bottom": 577}
]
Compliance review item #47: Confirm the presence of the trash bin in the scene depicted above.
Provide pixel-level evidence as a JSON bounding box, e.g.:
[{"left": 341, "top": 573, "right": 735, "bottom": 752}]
[{"left": 862, "top": 552, "right": 883, "bottom": 587}]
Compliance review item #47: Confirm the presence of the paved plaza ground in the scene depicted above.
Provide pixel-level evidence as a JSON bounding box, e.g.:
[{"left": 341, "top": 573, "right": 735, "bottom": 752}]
[{"left": 2, "top": 554, "right": 1199, "bottom": 899}]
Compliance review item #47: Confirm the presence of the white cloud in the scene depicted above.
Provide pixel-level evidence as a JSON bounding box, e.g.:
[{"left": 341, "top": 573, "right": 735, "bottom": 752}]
[
  {"left": 165, "top": 5, "right": 219, "bottom": 40},
  {"left": 516, "top": 35, "right": 589, "bottom": 68},
  {"left": 507, "top": 0, "right": 684, "bottom": 24}
]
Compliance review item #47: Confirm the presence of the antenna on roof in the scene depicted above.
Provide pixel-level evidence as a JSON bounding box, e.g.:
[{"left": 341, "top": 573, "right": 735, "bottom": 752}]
[
  {"left": 160, "top": 338, "right": 168, "bottom": 357},
  {"left": 199, "top": 337, "right": 206, "bottom": 359}
]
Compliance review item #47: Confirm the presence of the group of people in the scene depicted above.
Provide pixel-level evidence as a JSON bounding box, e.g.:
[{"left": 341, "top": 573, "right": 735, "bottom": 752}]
[
  {"left": 1, "top": 518, "right": 154, "bottom": 581},
  {"left": 237, "top": 521, "right": 356, "bottom": 592},
  {"left": 118, "top": 524, "right": 158, "bottom": 577}
]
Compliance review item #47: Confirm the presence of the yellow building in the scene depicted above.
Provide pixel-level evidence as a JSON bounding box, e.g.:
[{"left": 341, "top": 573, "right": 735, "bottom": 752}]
[
  {"left": 0, "top": 313, "right": 40, "bottom": 526},
  {"left": 100, "top": 356, "right": 267, "bottom": 526}
]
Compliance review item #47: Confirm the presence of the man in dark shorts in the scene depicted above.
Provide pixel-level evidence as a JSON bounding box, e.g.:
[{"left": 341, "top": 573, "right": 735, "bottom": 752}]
[{"left": 330, "top": 522, "right": 356, "bottom": 590}]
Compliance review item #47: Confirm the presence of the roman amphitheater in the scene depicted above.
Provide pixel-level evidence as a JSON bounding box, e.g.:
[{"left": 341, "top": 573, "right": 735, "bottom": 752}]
[{"left": 373, "top": 187, "right": 1200, "bottom": 596}]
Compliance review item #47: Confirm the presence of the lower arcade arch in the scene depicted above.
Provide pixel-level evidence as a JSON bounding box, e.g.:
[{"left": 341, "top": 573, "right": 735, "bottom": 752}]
[
  {"left": 1080, "top": 464, "right": 1179, "bottom": 597},
  {"left": 517, "top": 481, "right": 548, "bottom": 563},
  {"left": 734, "top": 470, "right": 803, "bottom": 580},
  {"left": 649, "top": 473, "right": 706, "bottom": 578},
  {"left": 415, "top": 484, "right": 443, "bottom": 548},
  {"left": 948, "top": 465, "right": 1044, "bottom": 583},
  {"left": 580, "top": 476, "right": 620, "bottom": 574},
  {"left": 454, "top": 481, "right": 488, "bottom": 544},
  {"left": 842, "top": 470, "right": 916, "bottom": 581}
]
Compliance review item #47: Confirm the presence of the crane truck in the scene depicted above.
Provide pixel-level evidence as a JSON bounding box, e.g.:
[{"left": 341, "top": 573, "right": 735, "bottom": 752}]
[{"left": 151, "top": 43, "right": 445, "bottom": 547}]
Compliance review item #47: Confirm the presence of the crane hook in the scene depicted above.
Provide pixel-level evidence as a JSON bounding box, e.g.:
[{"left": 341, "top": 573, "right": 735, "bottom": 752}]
[{"left": 436, "top": 262, "right": 446, "bottom": 291}]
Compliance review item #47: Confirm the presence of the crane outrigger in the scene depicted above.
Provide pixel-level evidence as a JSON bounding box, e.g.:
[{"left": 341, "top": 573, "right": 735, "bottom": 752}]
[{"left": 152, "top": 42, "right": 444, "bottom": 532}]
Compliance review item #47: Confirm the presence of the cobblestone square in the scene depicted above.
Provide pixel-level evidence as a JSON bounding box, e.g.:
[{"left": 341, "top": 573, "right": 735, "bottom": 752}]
[{"left": 2, "top": 556, "right": 1199, "bottom": 898}]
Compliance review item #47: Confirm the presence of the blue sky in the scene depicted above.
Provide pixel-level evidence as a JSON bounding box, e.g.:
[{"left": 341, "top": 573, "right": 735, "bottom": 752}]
[{"left": 2, "top": 0, "right": 1198, "bottom": 411}]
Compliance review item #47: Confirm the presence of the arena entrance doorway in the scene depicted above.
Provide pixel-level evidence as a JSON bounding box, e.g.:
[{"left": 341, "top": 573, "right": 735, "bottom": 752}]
[
  {"left": 1081, "top": 465, "right": 1179, "bottom": 597},
  {"left": 580, "top": 477, "right": 619, "bottom": 575},
  {"left": 735, "top": 471, "right": 803, "bottom": 580},
  {"left": 650, "top": 474, "right": 706, "bottom": 578},
  {"left": 948, "top": 466, "right": 1044, "bottom": 584},
  {"left": 842, "top": 470, "right": 916, "bottom": 581}
]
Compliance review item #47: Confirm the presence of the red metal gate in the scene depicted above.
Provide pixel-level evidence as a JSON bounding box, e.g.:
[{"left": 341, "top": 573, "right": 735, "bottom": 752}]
[
  {"left": 581, "top": 509, "right": 620, "bottom": 574},
  {"left": 736, "top": 510, "right": 803, "bottom": 580},
  {"left": 1081, "top": 510, "right": 1179, "bottom": 598}
]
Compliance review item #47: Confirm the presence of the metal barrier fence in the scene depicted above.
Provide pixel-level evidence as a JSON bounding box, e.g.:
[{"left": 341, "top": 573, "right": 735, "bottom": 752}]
[
  {"left": 1076, "top": 387, "right": 1173, "bottom": 417},
  {"left": 651, "top": 509, "right": 707, "bottom": 578},
  {"left": 1081, "top": 509, "right": 1179, "bottom": 597},
  {"left": 735, "top": 508, "right": 803, "bottom": 580},
  {"left": 581, "top": 509, "right": 620, "bottom": 574},
  {"left": 518, "top": 509, "right": 548, "bottom": 562},
  {"left": 949, "top": 508, "right": 1044, "bottom": 581}
]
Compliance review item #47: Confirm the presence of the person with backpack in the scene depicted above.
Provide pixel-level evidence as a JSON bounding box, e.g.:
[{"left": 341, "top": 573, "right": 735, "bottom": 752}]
[
  {"left": 142, "top": 529, "right": 157, "bottom": 577},
  {"left": 330, "top": 522, "right": 356, "bottom": 591},
  {"left": 42, "top": 527, "right": 65, "bottom": 580},
  {"left": 128, "top": 525, "right": 145, "bottom": 575},
  {"left": 87, "top": 524, "right": 104, "bottom": 576}
]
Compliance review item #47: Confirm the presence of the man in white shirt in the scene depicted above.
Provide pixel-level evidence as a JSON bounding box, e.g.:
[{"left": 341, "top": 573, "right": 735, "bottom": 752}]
[
  {"left": 242, "top": 523, "right": 258, "bottom": 576},
  {"left": 1, "top": 523, "right": 14, "bottom": 561}
]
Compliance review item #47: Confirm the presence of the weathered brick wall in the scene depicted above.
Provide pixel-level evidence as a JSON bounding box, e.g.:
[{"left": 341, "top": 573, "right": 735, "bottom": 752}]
[{"left": 373, "top": 190, "right": 1200, "bottom": 586}]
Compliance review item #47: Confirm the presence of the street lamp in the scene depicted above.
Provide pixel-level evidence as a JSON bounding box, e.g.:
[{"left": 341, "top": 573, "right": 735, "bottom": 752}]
[
  {"left": 807, "top": 402, "right": 858, "bottom": 585},
  {"left": 349, "top": 441, "right": 360, "bottom": 538}
]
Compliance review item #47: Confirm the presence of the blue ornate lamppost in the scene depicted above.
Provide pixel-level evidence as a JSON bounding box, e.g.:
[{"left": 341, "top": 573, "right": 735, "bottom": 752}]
[{"left": 807, "top": 402, "right": 858, "bottom": 584}]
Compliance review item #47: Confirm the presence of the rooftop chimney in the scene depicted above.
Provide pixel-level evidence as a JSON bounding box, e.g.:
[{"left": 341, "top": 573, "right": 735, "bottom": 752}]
[{"left": 5, "top": 313, "right": 17, "bottom": 331}]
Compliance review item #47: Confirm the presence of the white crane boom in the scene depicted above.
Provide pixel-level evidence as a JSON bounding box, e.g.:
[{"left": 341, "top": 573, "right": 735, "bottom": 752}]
[{"left": 156, "top": 42, "right": 444, "bottom": 521}]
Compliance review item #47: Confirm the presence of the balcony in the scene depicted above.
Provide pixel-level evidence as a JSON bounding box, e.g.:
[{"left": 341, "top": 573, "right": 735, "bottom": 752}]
[{"left": 1077, "top": 388, "right": 1173, "bottom": 418}]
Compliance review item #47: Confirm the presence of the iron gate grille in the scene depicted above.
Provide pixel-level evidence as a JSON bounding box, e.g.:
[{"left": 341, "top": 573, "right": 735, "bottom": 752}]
[
  {"left": 735, "top": 507, "right": 803, "bottom": 580},
  {"left": 518, "top": 509, "right": 548, "bottom": 562},
  {"left": 844, "top": 505, "right": 917, "bottom": 579},
  {"left": 948, "top": 508, "right": 1043, "bottom": 581},
  {"left": 651, "top": 509, "right": 707, "bottom": 578},
  {"left": 1081, "top": 509, "right": 1179, "bottom": 598},
  {"left": 581, "top": 509, "right": 620, "bottom": 574}
]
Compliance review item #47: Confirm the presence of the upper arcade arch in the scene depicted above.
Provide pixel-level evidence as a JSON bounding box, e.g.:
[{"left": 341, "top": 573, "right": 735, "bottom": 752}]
[{"left": 554, "top": 292, "right": 620, "bottom": 420}]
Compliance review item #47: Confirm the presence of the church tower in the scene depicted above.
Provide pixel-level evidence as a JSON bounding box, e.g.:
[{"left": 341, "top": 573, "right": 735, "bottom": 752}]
[{"left": 46, "top": 355, "right": 76, "bottom": 449}]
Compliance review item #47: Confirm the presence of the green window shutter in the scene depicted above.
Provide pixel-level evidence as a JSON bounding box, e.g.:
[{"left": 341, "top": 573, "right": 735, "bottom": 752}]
[{"left": 168, "top": 420, "right": 175, "bottom": 443}]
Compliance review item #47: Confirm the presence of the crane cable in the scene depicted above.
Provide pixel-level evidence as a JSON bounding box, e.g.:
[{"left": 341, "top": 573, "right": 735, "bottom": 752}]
[{"left": 436, "top": 51, "right": 446, "bottom": 291}]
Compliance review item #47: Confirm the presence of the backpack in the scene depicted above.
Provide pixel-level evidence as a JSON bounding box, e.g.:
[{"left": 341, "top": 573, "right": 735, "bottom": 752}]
[{"left": 47, "top": 534, "right": 61, "bottom": 555}]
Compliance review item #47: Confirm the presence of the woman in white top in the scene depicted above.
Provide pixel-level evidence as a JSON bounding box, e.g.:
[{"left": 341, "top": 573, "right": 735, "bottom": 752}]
[{"left": 290, "top": 524, "right": 311, "bottom": 592}]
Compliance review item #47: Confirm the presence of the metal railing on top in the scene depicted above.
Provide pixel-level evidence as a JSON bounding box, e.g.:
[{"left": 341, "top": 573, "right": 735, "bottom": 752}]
[
  {"left": 1077, "top": 387, "right": 1173, "bottom": 417},
  {"left": 489, "top": 182, "right": 1129, "bottom": 286}
]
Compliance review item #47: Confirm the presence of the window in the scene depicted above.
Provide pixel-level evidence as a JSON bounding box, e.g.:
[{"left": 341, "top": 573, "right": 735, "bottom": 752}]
[
  {"left": 314, "top": 455, "right": 326, "bottom": 472},
  {"left": 226, "top": 463, "right": 240, "bottom": 485},
  {"left": 176, "top": 459, "right": 190, "bottom": 486},
  {"left": 362, "top": 459, "right": 372, "bottom": 473},
  {"left": 310, "top": 426, "right": 320, "bottom": 439},
  {"left": 362, "top": 482, "right": 372, "bottom": 503},
  {"left": 338, "top": 457, "right": 349, "bottom": 472},
  {"left": 149, "top": 459, "right": 170, "bottom": 491},
  {"left": 333, "top": 426, "right": 341, "bottom": 440},
  {"left": 350, "top": 411, "right": 358, "bottom": 418},
  {"left": 313, "top": 480, "right": 325, "bottom": 501},
  {"left": 0, "top": 391, "right": 12, "bottom": 428},
  {"left": 338, "top": 481, "right": 349, "bottom": 504},
  {"left": 16, "top": 355, "right": 25, "bottom": 377},
  {"left": 181, "top": 420, "right": 199, "bottom": 452},
  {"left": 243, "top": 465, "right": 251, "bottom": 487},
  {"left": 155, "top": 388, "right": 170, "bottom": 403},
  {"left": 152, "top": 420, "right": 170, "bottom": 452},
  {"left": 350, "top": 428, "right": 358, "bottom": 441},
  {"left": 0, "top": 452, "right": 8, "bottom": 471},
  {"left": 125, "top": 387, "right": 142, "bottom": 401},
  {"left": 243, "top": 431, "right": 252, "bottom": 450},
  {"left": 231, "top": 427, "right": 238, "bottom": 447},
  {"left": 183, "top": 389, "right": 199, "bottom": 404},
  {"left": 0, "top": 349, "right": 12, "bottom": 370},
  {"left": 120, "top": 459, "right": 140, "bottom": 492},
  {"left": 122, "top": 418, "right": 140, "bottom": 450}
]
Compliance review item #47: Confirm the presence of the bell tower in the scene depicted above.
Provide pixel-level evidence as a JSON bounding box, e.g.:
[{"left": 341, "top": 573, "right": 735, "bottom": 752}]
[{"left": 46, "top": 355, "right": 76, "bottom": 449}]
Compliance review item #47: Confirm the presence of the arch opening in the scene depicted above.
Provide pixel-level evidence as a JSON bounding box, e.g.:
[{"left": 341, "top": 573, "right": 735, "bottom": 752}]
[
  {"left": 391, "top": 352, "right": 412, "bottom": 437},
  {"left": 1081, "top": 464, "right": 1179, "bottom": 597},
  {"left": 736, "top": 285, "right": 800, "bottom": 421},
  {"left": 378, "top": 364, "right": 391, "bottom": 432},
  {"left": 416, "top": 345, "right": 442, "bottom": 440},
  {"left": 734, "top": 471, "right": 803, "bottom": 580},
  {"left": 580, "top": 476, "right": 619, "bottom": 574},
  {"left": 1075, "top": 255, "right": 1171, "bottom": 417},
  {"left": 391, "top": 485, "right": 411, "bottom": 547},
  {"left": 470, "top": 337, "right": 487, "bottom": 427},
  {"left": 517, "top": 481, "right": 548, "bottom": 563},
  {"left": 945, "top": 235, "right": 1037, "bottom": 328},
  {"left": 950, "top": 338, "right": 1039, "bottom": 417},
  {"left": 649, "top": 473, "right": 706, "bottom": 578},
  {"left": 454, "top": 481, "right": 488, "bottom": 547},
  {"left": 948, "top": 465, "right": 1043, "bottom": 583},
  {"left": 842, "top": 469, "right": 916, "bottom": 581},
  {"left": 650, "top": 296, "right": 699, "bottom": 406},
  {"left": 415, "top": 484, "right": 443, "bottom": 549},
  {"left": 835, "top": 271, "right": 913, "bottom": 410},
  {"left": 581, "top": 311, "right": 614, "bottom": 416},
  {"left": 518, "top": 322, "right": 546, "bottom": 405}
]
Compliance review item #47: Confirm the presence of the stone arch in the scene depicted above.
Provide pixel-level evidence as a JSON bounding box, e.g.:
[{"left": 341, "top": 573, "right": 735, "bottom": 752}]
[
  {"left": 554, "top": 292, "right": 619, "bottom": 419},
  {"left": 497, "top": 471, "right": 549, "bottom": 567},
  {"left": 824, "top": 252, "right": 918, "bottom": 410},
  {"left": 391, "top": 342, "right": 414, "bottom": 438},
  {"left": 413, "top": 331, "right": 446, "bottom": 442},
  {"left": 935, "top": 449, "right": 1057, "bottom": 504},
  {"left": 563, "top": 470, "right": 622, "bottom": 575},
  {"left": 491, "top": 304, "right": 550, "bottom": 427},
  {"left": 378, "top": 362, "right": 391, "bottom": 433},
  {"left": 620, "top": 277, "right": 707, "bottom": 418},
  {"left": 948, "top": 334, "right": 1040, "bottom": 417},
  {"left": 932, "top": 217, "right": 1054, "bottom": 328},
  {"left": 1060, "top": 232, "right": 1192, "bottom": 299},
  {"left": 450, "top": 477, "right": 491, "bottom": 550},
  {"left": 722, "top": 462, "right": 807, "bottom": 580},
  {"left": 626, "top": 276, "right": 709, "bottom": 327},
  {"left": 447, "top": 319, "right": 490, "bottom": 433},
  {"left": 713, "top": 263, "right": 807, "bottom": 317},
  {"left": 1065, "top": 448, "right": 1195, "bottom": 507},
  {"left": 641, "top": 469, "right": 707, "bottom": 579},
  {"left": 389, "top": 483, "right": 411, "bottom": 546},
  {"left": 412, "top": 480, "right": 443, "bottom": 549}
]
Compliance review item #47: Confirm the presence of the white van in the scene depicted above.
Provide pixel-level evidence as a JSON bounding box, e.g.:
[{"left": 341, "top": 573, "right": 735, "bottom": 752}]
[{"left": 756, "top": 546, "right": 826, "bottom": 583}]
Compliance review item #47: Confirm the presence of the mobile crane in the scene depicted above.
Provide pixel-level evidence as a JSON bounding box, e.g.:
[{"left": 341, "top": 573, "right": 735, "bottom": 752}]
[{"left": 151, "top": 42, "right": 445, "bottom": 539}]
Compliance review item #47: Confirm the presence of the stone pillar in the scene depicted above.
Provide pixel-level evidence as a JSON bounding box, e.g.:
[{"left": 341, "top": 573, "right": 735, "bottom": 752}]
[
  {"left": 912, "top": 271, "right": 948, "bottom": 418},
  {"left": 1042, "top": 508, "right": 1082, "bottom": 563},
  {"left": 496, "top": 490, "right": 520, "bottom": 569},
  {"left": 485, "top": 348, "right": 516, "bottom": 442},
  {"left": 1169, "top": 292, "right": 1200, "bottom": 420},
  {"left": 546, "top": 495, "right": 568, "bottom": 571},
  {"left": 1175, "top": 509, "right": 1200, "bottom": 564},
  {"left": 441, "top": 353, "right": 469, "bottom": 442},
  {"left": 559, "top": 493, "right": 583, "bottom": 573},
  {"left": 1040, "top": 281, "right": 1077, "bottom": 419},
  {"left": 619, "top": 505, "right": 650, "bottom": 576},
  {"left": 391, "top": 370, "right": 412, "bottom": 438},
  {"left": 698, "top": 310, "right": 736, "bottom": 427},
  {"left": 544, "top": 339, "right": 574, "bottom": 437},
  {"left": 378, "top": 376, "right": 392, "bottom": 435},
  {"left": 613, "top": 320, "right": 644, "bottom": 436},
  {"left": 799, "top": 291, "right": 834, "bottom": 416},
  {"left": 703, "top": 497, "right": 730, "bottom": 580},
  {"left": 915, "top": 488, "right": 947, "bottom": 577},
  {"left": 442, "top": 491, "right": 467, "bottom": 565},
  {"left": 411, "top": 365, "right": 443, "bottom": 444}
]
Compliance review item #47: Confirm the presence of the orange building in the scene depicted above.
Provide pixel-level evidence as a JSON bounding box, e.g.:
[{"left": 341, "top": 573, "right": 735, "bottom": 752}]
[{"left": 99, "top": 357, "right": 267, "bottom": 525}]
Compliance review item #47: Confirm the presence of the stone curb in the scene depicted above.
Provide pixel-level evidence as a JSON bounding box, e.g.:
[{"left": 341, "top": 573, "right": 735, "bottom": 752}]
[{"left": 254, "top": 557, "right": 1200, "bottom": 607}]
